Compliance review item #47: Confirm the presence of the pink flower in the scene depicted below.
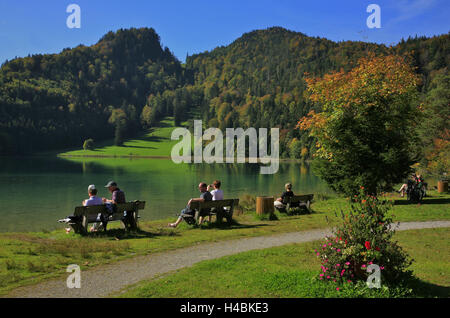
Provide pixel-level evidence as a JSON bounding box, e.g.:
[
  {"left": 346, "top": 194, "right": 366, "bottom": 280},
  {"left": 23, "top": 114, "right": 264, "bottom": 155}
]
[
  {"left": 320, "top": 274, "right": 324, "bottom": 277},
  {"left": 337, "top": 249, "right": 341, "bottom": 252},
  {"left": 380, "top": 266, "right": 384, "bottom": 270},
  {"left": 327, "top": 276, "right": 330, "bottom": 279},
  {"left": 336, "top": 287, "right": 340, "bottom": 291},
  {"left": 336, "top": 264, "right": 340, "bottom": 267},
  {"left": 316, "top": 253, "right": 320, "bottom": 256},
  {"left": 345, "top": 262, "right": 350, "bottom": 265},
  {"left": 361, "top": 264, "right": 366, "bottom": 268}
]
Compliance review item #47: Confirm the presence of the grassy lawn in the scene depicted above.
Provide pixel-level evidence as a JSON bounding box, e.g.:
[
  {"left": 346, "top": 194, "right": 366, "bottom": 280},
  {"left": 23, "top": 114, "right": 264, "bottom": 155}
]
[
  {"left": 117, "top": 228, "right": 450, "bottom": 298},
  {"left": 0, "top": 192, "right": 448, "bottom": 295},
  {"left": 58, "top": 117, "right": 180, "bottom": 158}
]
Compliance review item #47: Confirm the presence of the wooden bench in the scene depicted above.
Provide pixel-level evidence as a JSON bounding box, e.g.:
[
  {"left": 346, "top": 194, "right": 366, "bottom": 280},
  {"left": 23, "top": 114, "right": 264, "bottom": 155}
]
[
  {"left": 182, "top": 199, "right": 239, "bottom": 225},
  {"left": 280, "top": 194, "right": 314, "bottom": 213},
  {"left": 58, "top": 201, "right": 146, "bottom": 234}
]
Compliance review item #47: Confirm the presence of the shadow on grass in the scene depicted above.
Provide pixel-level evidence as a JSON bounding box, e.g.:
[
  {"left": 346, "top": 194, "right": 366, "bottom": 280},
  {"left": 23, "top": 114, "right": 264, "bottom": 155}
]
[
  {"left": 156, "top": 121, "right": 171, "bottom": 128},
  {"left": 287, "top": 208, "right": 315, "bottom": 216},
  {"left": 121, "top": 145, "right": 157, "bottom": 150},
  {"left": 275, "top": 207, "right": 316, "bottom": 216},
  {"left": 85, "top": 227, "right": 180, "bottom": 240},
  {"left": 394, "top": 197, "right": 450, "bottom": 206},
  {"left": 408, "top": 277, "right": 450, "bottom": 298},
  {"left": 197, "top": 220, "right": 271, "bottom": 231},
  {"left": 139, "top": 135, "right": 169, "bottom": 143}
]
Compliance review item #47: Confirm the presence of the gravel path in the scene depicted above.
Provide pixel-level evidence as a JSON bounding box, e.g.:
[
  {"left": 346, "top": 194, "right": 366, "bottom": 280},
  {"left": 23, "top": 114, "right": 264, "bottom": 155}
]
[{"left": 6, "top": 220, "right": 450, "bottom": 298}]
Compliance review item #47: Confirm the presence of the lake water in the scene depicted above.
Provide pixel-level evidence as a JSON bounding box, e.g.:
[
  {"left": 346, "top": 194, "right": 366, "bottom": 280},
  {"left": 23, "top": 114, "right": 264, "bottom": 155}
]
[{"left": 0, "top": 156, "right": 330, "bottom": 232}]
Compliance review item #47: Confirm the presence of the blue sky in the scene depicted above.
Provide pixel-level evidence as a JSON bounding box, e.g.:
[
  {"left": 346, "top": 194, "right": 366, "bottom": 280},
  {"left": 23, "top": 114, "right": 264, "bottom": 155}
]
[{"left": 0, "top": 0, "right": 449, "bottom": 64}]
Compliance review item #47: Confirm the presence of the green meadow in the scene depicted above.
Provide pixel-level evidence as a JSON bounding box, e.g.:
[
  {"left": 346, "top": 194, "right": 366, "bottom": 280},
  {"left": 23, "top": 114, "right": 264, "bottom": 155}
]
[
  {"left": 0, "top": 191, "right": 448, "bottom": 295},
  {"left": 58, "top": 118, "right": 180, "bottom": 158},
  {"left": 117, "top": 228, "right": 450, "bottom": 298}
]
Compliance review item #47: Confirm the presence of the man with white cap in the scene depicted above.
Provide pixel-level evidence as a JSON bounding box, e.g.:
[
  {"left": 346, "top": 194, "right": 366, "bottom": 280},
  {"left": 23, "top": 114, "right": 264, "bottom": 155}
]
[
  {"left": 83, "top": 184, "right": 103, "bottom": 206},
  {"left": 81, "top": 184, "right": 103, "bottom": 232}
]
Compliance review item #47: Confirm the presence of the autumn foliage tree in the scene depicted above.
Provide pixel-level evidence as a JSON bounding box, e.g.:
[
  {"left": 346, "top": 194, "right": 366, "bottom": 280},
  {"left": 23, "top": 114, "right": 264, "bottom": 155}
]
[
  {"left": 419, "top": 72, "right": 450, "bottom": 178},
  {"left": 298, "top": 54, "right": 421, "bottom": 196}
]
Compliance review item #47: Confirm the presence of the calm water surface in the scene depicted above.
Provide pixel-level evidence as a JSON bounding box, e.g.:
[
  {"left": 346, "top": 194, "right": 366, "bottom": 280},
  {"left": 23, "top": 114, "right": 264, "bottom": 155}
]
[{"left": 0, "top": 156, "right": 331, "bottom": 232}]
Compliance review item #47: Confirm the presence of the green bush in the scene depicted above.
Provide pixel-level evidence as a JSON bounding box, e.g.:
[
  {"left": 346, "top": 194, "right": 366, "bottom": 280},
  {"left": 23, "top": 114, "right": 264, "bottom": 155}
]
[{"left": 315, "top": 187, "right": 413, "bottom": 288}]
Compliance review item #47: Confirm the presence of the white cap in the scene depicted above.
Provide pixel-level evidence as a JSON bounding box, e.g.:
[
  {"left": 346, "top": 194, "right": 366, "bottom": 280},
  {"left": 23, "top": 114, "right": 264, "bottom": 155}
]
[{"left": 88, "top": 184, "right": 96, "bottom": 191}]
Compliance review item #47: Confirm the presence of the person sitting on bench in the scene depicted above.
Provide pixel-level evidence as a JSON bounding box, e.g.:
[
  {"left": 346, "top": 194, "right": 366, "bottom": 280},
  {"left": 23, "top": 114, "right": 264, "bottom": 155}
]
[
  {"left": 102, "top": 180, "right": 126, "bottom": 204},
  {"left": 274, "top": 183, "right": 295, "bottom": 211},
  {"left": 200, "top": 180, "right": 224, "bottom": 224},
  {"left": 74, "top": 184, "right": 102, "bottom": 233},
  {"left": 83, "top": 184, "right": 103, "bottom": 206},
  {"left": 168, "top": 182, "right": 212, "bottom": 228},
  {"left": 91, "top": 181, "right": 126, "bottom": 232}
]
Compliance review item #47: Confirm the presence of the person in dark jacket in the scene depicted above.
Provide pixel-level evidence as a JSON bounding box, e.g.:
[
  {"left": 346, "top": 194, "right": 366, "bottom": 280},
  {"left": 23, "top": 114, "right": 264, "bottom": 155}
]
[
  {"left": 274, "top": 183, "right": 294, "bottom": 211},
  {"left": 168, "top": 182, "right": 212, "bottom": 228},
  {"left": 102, "top": 181, "right": 126, "bottom": 204}
]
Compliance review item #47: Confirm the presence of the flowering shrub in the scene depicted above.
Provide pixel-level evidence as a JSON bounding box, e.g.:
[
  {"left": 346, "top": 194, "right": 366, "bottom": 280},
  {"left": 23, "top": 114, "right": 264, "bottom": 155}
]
[{"left": 315, "top": 187, "right": 413, "bottom": 287}]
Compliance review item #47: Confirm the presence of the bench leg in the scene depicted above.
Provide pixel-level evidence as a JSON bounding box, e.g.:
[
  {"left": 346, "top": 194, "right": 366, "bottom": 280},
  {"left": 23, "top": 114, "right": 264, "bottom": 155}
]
[
  {"left": 194, "top": 211, "right": 200, "bottom": 225},
  {"left": 306, "top": 200, "right": 312, "bottom": 213},
  {"left": 70, "top": 223, "right": 82, "bottom": 234},
  {"left": 73, "top": 215, "right": 88, "bottom": 235},
  {"left": 128, "top": 211, "right": 139, "bottom": 231},
  {"left": 225, "top": 213, "right": 233, "bottom": 224},
  {"left": 225, "top": 207, "right": 234, "bottom": 224},
  {"left": 122, "top": 211, "right": 139, "bottom": 231},
  {"left": 215, "top": 209, "right": 223, "bottom": 223}
]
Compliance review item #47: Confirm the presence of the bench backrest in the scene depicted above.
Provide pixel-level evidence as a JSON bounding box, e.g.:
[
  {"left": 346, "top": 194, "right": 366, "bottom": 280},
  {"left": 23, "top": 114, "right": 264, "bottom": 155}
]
[
  {"left": 190, "top": 199, "right": 239, "bottom": 211},
  {"left": 284, "top": 194, "right": 314, "bottom": 204},
  {"left": 73, "top": 201, "right": 146, "bottom": 219}
]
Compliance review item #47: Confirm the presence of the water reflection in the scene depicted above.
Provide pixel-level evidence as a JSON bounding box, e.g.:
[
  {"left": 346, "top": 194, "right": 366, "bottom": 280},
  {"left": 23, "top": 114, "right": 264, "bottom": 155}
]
[{"left": 0, "top": 156, "right": 330, "bottom": 232}]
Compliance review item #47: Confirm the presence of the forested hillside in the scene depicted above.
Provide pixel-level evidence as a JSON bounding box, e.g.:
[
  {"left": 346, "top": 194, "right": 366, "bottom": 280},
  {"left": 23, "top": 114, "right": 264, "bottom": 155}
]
[
  {"left": 185, "top": 27, "right": 449, "bottom": 159},
  {"left": 0, "top": 26, "right": 448, "bottom": 167},
  {"left": 0, "top": 28, "right": 185, "bottom": 153}
]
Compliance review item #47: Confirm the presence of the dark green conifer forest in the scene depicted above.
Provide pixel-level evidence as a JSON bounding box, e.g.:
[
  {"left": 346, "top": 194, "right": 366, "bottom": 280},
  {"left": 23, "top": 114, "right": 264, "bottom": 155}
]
[{"left": 0, "top": 27, "right": 448, "bottom": 169}]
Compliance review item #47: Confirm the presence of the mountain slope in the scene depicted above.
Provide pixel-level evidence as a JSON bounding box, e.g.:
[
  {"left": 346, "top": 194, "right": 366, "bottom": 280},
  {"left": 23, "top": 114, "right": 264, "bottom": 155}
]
[
  {"left": 0, "top": 27, "right": 184, "bottom": 154},
  {"left": 185, "top": 27, "right": 449, "bottom": 157}
]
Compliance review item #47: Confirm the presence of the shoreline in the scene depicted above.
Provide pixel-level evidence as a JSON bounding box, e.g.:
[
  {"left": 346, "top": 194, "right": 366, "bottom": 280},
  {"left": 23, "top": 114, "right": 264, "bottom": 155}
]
[{"left": 58, "top": 153, "right": 308, "bottom": 163}]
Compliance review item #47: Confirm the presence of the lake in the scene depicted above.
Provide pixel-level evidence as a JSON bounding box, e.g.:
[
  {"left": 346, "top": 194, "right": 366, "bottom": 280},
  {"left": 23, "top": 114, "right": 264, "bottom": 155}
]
[{"left": 0, "top": 156, "right": 331, "bottom": 232}]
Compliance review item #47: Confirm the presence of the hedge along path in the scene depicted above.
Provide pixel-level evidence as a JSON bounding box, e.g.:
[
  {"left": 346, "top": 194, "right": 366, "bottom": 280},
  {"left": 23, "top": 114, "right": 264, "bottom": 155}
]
[{"left": 6, "top": 220, "right": 450, "bottom": 298}]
